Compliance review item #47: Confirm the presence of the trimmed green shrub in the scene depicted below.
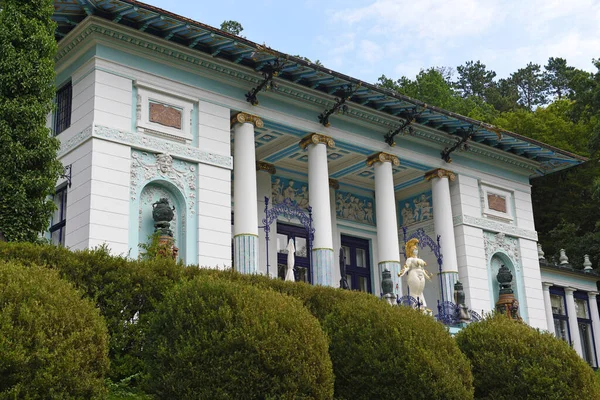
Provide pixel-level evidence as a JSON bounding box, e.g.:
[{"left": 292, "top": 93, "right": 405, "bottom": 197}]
[
  {"left": 455, "top": 314, "right": 600, "bottom": 399},
  {"left": 0, "top": 261, "right": 109, "bottom": 398},
  {"left": 0, "top": 242, "right": 185, "bottom": 381},
  {"left": 323, "top": 296, "right": 474, "bottom": 400},
  {"left": 144, "top": 276, "right": 334, "bottom": 399}
]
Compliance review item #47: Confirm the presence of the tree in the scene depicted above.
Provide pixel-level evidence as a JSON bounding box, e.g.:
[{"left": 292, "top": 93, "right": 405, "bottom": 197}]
[
  {"left": 455, "top": 60, "right": 496, "bottom": 98},
  {"left": 484, "top": 78, "right": 521, "bottom": 112},
  {"left": 511, "top": 62, "right": 548, "bottom": 110},
  {"left": 220, "top": 20, "right": 243, "bottom": 36},
  {"left": 0, "top": 0, "right": 62, "bottom": 242},
  {"left": 544, "top": 57, "right": 574, "bottom": 100}
]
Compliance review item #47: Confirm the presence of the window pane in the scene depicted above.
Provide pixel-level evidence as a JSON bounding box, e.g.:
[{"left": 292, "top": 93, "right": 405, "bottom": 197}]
[
  {"left": 358, "top": 276, "right": 368, "bottom": 292},
  {"left": 575, "top": 298, "right": 590, "bottom": 319},
  {"left": 579, "top": 322, "right": 596, "bottom": 367},
  {"left": 553, "top": 318, "right": 569, "bottom": 342},
  {"left": 356, "top": 248, "right": 366, "bottom": 268},
  {"left": 277, "top": 234, "right": 288, "bottom": 254},
  {"left": 296, "top": 266, "right": 309, "bottom": 283},
  {"left": 550, "top": 294, "right": 566, "bottom": 316},
  {"left": 295, "top": 237, "right": 307, "bottom": 257},
  {"left": 277, "top": 263, "right": 286, "bottom": 280},
  {"left": 346, "top": 274, "right": 352, "bottom": 289},
  {"left": 51, "top": 228, "right": 64, "bottom": 246},
  {"left": 342, "top": 246, "right": 350, "bottom": 265}
]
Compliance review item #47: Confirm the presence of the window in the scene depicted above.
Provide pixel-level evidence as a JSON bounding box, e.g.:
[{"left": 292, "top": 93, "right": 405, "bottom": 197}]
[
  {"left": 341, "top": 235, "right": 371, "bottom": 293},
  {"left": 575, "top": 293, "right": 597, "bottom": 367},
  {"left": 54, "top": 81, "right": 72, "bottom": 135},
  {"left": 276, "top": 223, "right": 311, "bottom": 283},
  {"left": 550, "top": 289, "right": 570, "bottom": 344},
  {"left": 49, "top": 186, "right": 67, "bottom": 245}
]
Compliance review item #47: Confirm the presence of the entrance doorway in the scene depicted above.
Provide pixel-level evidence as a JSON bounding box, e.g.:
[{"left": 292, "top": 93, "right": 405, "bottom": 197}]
[
  {"left": 276, "top": 223, "right": 310, "bottom": 283},
  {"left": 341, "top": 235, "right": 372, "bottom": 293}
]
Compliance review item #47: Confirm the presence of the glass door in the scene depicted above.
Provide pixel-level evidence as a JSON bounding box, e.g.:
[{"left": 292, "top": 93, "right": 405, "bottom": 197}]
[
  {"left": 341, "top": 235, "right": 371, "bottom": 293},
  {"left": 276, "top": 223, "right": 310, "bottom": 283}
]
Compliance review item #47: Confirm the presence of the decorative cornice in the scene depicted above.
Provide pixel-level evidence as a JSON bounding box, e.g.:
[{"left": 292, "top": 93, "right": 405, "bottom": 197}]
[
  {"left": 256, "top": 161, "right": 276, "bottom": 174},
  {"left": 299, "top": 133, "right": 335, "bottom": 150},
  {"left": 425, "top": 168, "right": 456, "bottom": 182},
  {"left": 453, "top": 214, "right": 538, "bottom": 241},
  {"left": 329, "top": 178, "right": 339, "bottom": 190},
  {"left": 231, "top": 112, "right": 264, "bottom": 128},
  {"left": 58, "top": 124, "right": 233, "bottom": 170},
  {"left": 366, "top": 152, "right": 400, "bottom": 167}
]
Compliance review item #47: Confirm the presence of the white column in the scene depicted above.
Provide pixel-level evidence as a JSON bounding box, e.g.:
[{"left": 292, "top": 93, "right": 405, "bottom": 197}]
[
  {"left": 588, "top": 292, "right": 600, "bottom": 366},
  {"left": 232, "top": 113, "right": 262, "bottom": 274},
  {"left": 301, "top": 133, "right": 335, "bottom": 286},
  {"left": 542, "top": 282, "right": 555, "bottom": 334},
  {"left": 564, "top": 287, "right": 583, "bottom": 356},
  {"left": 426, "top": 169, "right": 459, "bottom": 303},
  {"left": 369, "top": 153, "right": 402, "bottom": 297}
]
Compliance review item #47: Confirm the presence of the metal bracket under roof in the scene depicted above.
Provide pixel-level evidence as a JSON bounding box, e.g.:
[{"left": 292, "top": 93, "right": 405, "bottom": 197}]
[
  {"left": 317, "top": 84, "right": 361, "bottom": 127},
  {"left": 383, "top": 107, "right": 425, "bottom": 146},
  {"left": 245, "top": 58, "right": 285, "bottom": 106},
  {"left": 441, "top": 126, "right": 474, "bottom": 163}
]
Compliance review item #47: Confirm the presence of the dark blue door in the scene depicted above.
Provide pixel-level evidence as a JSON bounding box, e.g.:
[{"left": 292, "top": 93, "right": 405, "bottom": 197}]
[
  {"left": 276, "top": 223, "right": 311, "bottom": 283},
  {"left": 341, "top": 235, "right": 371, "bottom": 293}
]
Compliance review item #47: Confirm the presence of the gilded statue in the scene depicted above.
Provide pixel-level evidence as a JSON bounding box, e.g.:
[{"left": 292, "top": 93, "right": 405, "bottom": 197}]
[{"left": 399, "top": 238, "right": 433, "bottom": 308}]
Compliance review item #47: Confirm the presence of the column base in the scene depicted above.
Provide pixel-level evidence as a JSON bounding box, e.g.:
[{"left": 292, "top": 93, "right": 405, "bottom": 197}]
[
  {"left": 234, "top": 234, "right": 258, "bottom": 274},
  {"left": 440, "top": 271, "right": 459, "bottom": 304},
  {"left": 312, "top": 248, "right": 334, "bottom": 286},
  {"left": 379, "top": 261, "right": 402, "bottom": 297}
]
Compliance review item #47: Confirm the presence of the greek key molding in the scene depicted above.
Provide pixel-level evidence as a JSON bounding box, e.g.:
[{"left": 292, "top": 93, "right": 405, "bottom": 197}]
[
  {"left": 366, "top": 152, "right": 400, "bottom": 167},
  {"left": 256, "top": 161, "right": 276, "bottom": 174},
  {"left": 231, "top": 112, "right": 264, "bottom": 128},
  {"left": 425, "top": 168, "right": 456, "bottom": 182},
  {"left": 453, "top": 214, "right": 538, "bottom": 241},
  {"left": 299, "top": 133, "right": 335, "bottom": 150},
  {"left": 58, "top": 125, "right": 232, "bottom": 170}
]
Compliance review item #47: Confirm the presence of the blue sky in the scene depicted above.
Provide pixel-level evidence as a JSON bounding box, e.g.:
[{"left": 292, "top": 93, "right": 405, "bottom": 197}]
[{"left": 143, "top": 0, "right": 600, "bottom": 84}]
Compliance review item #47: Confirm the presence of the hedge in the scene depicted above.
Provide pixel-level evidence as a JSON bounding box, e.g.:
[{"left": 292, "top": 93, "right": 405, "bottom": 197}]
[
  {"left": 143, "top": 276, "right": 334, "bottom": 399},
  {"left": 0, "top": 242, "right": 184, "bottom": 381},
  {"left": 456, "top": 313, "right": 600, "bottom": 399},
  {"left": 0, "top": 261, "right": 109, "bottom": 398}
]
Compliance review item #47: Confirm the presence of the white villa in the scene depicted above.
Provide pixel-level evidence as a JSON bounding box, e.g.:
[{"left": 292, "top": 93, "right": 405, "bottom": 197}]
[{"left": 50, "top": 0, "right": 600, "bottom": 367}]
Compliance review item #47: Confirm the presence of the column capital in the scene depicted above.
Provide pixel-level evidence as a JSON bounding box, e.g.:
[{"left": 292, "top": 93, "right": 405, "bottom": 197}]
[
  {"left": 256, "top": 161, "right": 276, "bottom": 174},
  {"left": 329, "top": 178, "right": 339, "bottom": 190},
  {"left": 299, "top": 133, "right": 335, "bottom": 150},
  {"left": 425, "top": 168, "right": 456, "bottom": 182},
  {"left": 588, "top": 291, "right": 599, "bottom": 299},
  {"left": 564, "top": 286, "right": 577, "bottom": 295},
  {"left": 366, "top": 152, "right": 400, "bottom": 167},
  {"left": 542, "top": 282, "right": 554, "bottom": 289},
  {"left": 231, "top": 112, "right": 264, "bottom": 128}
]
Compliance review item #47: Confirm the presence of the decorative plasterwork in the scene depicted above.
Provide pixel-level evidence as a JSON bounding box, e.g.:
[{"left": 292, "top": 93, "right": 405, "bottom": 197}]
[
  {"left": 299, "top": 133, "right": 335, "bottom": 150},
  {"left": 256, "top": 161, "right": 276, "bottom": 174},
  {"left": 453, "top": 214, "right": 538, "bottom": 241},
  {"left": 329, "top": 178, "right": 340, "bottom": 190},
  {"left": 366, "top": 152, "right": 400, "bottom": 167},
  {"left": 57, "top": 125, "right": 232, "bottom": 170},
  {"left": 425, "top": 168, "right": 456, "bottom": 182},
  {"left": 231, "top": 112, "right": 264, "bottom": 128},
  {"left": 130, "top": 150, "right": 196, "bottom": 213},
  {"left": 57, "top": 20, "right": 545, "bottom": 174},
  {"left": 483, "top": 231, "right": 521, "bottom": 273}
]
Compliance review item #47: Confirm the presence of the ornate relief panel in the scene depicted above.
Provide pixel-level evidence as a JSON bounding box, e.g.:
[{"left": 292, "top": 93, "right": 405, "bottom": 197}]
[
  {"left": 271, "top": 175, "right": 309, "bottom": 209},
  {"left": 335, "top": 190, "right": 375, "bottom": 225},
  {"left": 483, "top": 231, "right": 521, "bottom": 273},
  {"left": 398, "top": 191, "right": 433, "bottom": 227},
  {"left": 130, "top": 150, "right": 197, "bottom": 213}
]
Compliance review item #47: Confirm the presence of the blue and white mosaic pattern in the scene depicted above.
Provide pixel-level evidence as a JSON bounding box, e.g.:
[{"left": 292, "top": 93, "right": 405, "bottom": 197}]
[
  {"left": 234, "top": 234, "right": 258, "bottom": 274},
  {"left": 313, "top": 248, "right": 333, "bottom": 286}
]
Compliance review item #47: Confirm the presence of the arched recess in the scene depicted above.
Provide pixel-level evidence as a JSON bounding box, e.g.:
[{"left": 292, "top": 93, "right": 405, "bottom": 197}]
[
  {"left": 136, "top": 180, "right": 187, "bottom": 263},
  {"left": 487, "top": 251, "right": 528, "bottom": 321}
]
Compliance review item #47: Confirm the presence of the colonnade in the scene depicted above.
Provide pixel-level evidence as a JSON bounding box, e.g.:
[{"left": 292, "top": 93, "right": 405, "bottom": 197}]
[{"left": 231, "top": 112, "right": 459, "bottom": 301}]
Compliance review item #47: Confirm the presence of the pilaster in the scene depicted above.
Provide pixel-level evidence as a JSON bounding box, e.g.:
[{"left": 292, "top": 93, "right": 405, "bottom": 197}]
[{"left": 564, "top": 287, "right": 583, "bottom": 356}]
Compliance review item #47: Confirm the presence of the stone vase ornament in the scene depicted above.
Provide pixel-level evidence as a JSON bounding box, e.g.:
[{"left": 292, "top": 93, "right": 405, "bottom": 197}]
[
  {"left": 152, "top": 198, "right": 175, "bottom": 237},
  {"left": 583, "top": 254, "right": 593, "bottom": 271}
]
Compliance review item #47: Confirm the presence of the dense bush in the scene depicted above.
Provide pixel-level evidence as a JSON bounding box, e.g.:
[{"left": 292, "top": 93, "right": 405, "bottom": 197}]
[
  {"left": 456, "top": 314, "right": 600, "bottom": 399},
  {"left": 323, "top": 296, "right": 474, "bottom": 400},
  {"left": 144, "top": 276, "right": 334, "bottom": 399},
  {"left": 0, "top": 261, "right": 109, "bottom": 398},
  {"left": 0, "top": 242, "right": 185, "bottom": 380}
]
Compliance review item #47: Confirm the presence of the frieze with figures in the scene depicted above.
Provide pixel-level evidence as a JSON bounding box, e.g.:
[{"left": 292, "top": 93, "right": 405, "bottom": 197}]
[
  {"left": 398, "top": 191, "right": 433, "bottom": 227},
  {"left": 271, "top": 176, "right": 309, "bottom": 209},
  {"left": 335, "top": 190, "right": 375, "bottom": 225}
]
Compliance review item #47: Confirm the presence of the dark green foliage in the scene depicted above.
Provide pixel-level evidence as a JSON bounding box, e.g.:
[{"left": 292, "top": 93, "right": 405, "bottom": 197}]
[
  {"left": 456, "top": 314, "right": 600, "bottom": 400},
  {"left": 455, "top": 60, "right": 497, "bottom": 98},
  {"left": 510, "top": 62, "right": 548, "bottom": 110},
  {"left": 323, "top": 297, "right": 474, "bottom": 400},
  {"left": 0, "top": 0, "right": 62, "bottom": 242},
  {"left": 220, "top": 20, "right": 244, "bottom": 36},
  {"left": 0, "top": 242, "right": 185, "bottom": 382},
  {"left": 144, "top": 277, "right": 334, "bottom": 399},
  {"left": 0, "top": 260, "right": 109, "bottom": 399}
]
